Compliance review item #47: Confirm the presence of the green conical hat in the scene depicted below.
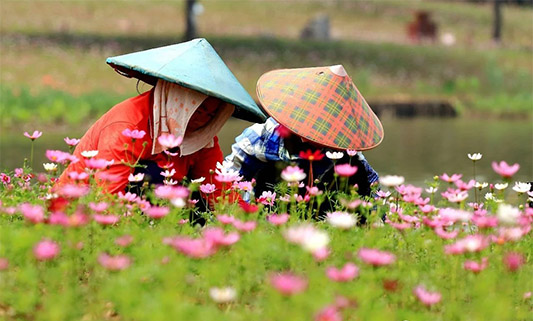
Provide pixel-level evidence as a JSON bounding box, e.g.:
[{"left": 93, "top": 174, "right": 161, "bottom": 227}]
[{"left": 106, "top": 38, "right": 266, "bottom": 123}]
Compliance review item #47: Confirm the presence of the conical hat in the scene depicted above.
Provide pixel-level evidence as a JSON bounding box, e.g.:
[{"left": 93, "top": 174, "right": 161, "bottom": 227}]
[
  {"left": 106, "top": 38, "right": 266, "bottom": 123},
  {"left": 256, "top": 65, "right": 384, "bottom": 150}
]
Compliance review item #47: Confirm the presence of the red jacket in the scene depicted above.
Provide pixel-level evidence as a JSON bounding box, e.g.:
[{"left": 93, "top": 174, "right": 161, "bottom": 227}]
[{"left": 58, "top": 90, "right": 224, "bottom": 194}]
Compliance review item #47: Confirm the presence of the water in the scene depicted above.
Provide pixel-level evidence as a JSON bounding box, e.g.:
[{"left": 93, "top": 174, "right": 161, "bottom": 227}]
[{"left": 1, "top": 118, "right": 531, "bottom": 186}]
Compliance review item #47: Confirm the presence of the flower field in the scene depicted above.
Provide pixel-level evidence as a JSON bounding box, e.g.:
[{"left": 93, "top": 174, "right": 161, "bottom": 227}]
[{"left": 0, "top": 132, "right": 531, "bottom": 321}]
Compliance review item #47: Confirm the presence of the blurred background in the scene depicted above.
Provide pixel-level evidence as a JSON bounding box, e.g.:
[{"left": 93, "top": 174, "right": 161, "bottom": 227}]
[{"left": 1, "top": 0, "right": 532, "bottom": 185}]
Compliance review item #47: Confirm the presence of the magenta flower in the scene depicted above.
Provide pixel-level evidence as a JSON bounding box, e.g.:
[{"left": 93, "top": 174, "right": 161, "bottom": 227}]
[
  {"left": 312, "top": 247, "right": 330, "bottom": 262},
  {"left": 257, "top": 190, "right": 276, "bottom": 206},
  {"left": 164, "top": 236, "right": 217, "bottom": 258},
  {"left": 157, "top": 133, "right": 183, "bottom": 149},
  {"left": 413, "top": 285, "right": 441, "bottom": 306},
  {"left": 358, "top": 248, "right": 396, "bottom": 266},
  {"left": 24, "top": 130, "right": 42, "bottom": 141},
  {"left": 334, "top": 164, "right": 358, "bottom": 177},
  {"left": 115, "top": 235, "right": 134, "bottom": 247},
  {"left": 503, "top": 252, "right": 525, "bottom": 272},
  {"left": 217, "top": 214, "right": 235, "bottom": 225},
  {"left": 326, "top": 262, "right": 359, "bottom": 282},
  {"left": 281, "top": 165, "right": 306, "bottom": 182},
  {"left": 0, "top": 257, "right": 9, "bottom": 271},
  {"left": 232, "top": 219, "right": 257, "bottom": 232},
  {"left": 463, "top": 257, "right": 489, "bottom": 273},
  {"left": 19, "top": 203, "right": 45, "bottom": 224},
  {"left": 492, "top": 161, "right": 520, "bottom": 178},
  {"left": 440, "top": 173, "right": 462, "bottom": 183},
  {"left": 269, "top": 272, "right": 308, "bottom": 296},
  {"left": 203, "top": 227, "right": 240, "bottom": 246},
  {"left": 63, "top": 137, "right": 80, "bottom": 146},
  {"left": 154, "top": 185, "right": 190, "bottom": 200},
  {"left": 93, "top": 214, "right": 120, "bottom": 225},
  {"left": 68, "top": 171, "right": 89, "bottom": 181},
  {"left": 122, "top": 128, "right": 146, "bottom": 140},
  {"left": 98, "top": 253, "right": 131, "bottom": 271},
  {"left": 144, "top": 206, "right": 170, "bottom": 219},
  {"left": 199, "top": 183, "right": 217, "bottom": 194},
  {"left": 444, "top": 234, "right": 489, "bottom": 255},
  {"left": 57, "top": 184, "right": 90, "bottom": 198},
  {"left": 267, "top": 213, "right": 290, "bottom": 226},
  {"left": 314, "top": 305, "right": 342, "bottom": 321},
  {"left": 33, "top": 239, "right": 60, "bottom": 261}
]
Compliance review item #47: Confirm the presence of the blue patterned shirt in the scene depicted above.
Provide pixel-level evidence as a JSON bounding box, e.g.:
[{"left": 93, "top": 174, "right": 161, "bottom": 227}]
[{"left": 225, "top": 118, "right": 379, "bottom": 184}]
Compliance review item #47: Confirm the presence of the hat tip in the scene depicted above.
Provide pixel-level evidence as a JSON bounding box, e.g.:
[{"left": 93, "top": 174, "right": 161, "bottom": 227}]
[{"left": 329, "top": 65, "right": 347, "bottom": 77}]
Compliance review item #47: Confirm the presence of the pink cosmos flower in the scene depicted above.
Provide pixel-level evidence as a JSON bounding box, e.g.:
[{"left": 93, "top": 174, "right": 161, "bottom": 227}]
[
  {"left": 88, "top": 202, "right": 109, "bottom": 213},
  {"left": 93, "top": 214, "right": 120, "bottom": 225},
  {"left": 472, "top": 215, "right": 499, "bottom": 228},
  {"left": 115, "top": 235, "right": 134, "bottom": 247},
  {"left": 441, "top": 189, "right": 469, "bottom": 203},
  {"left": 85, "top": 158, "right": 110, "bottom": 170},
  {"left": 24, "top": 130, "right": 42, "bottom": 140},
  {"left": 346, "top": 149, "right": 358, "bottom": 157},
  {"left": 0, "top": 258, "right": 9, "bottom": 271},
  {"left": 314, "top": 305, "right": 342, "bottom": 321},
  {"left": 281, "top": 165, "right": 306, "bottom": 182},
  {"left": 217, "top": 214, "right": 235, "bottom": 225},
  {"left": 434, "top": 226, "right": 459, "bottom": 239},
  {"left": 117, "top": 191, "right": 139, "bottom": 203},
  {"left": 326, "top": 263, "right": 359, "bottom": 282},
  {"left": 234, "top": 180, "right": 253, "bottom": 192},
  {"left": 154, "top": 185, "right": 190, "bottom": 200},
  {"left": 503, "top": 252, "right": 525, "bottom": 272},
  {"left": 358, "top": 248, "right": 396, "bottom": 266},
  {"left": 144, "top": 206, "right": 170, "bottom": 219},
  {"left": 64, "top": 137, "right": 80, "bottom": 146},
  {"left": 19, "top": 203, "right": 45, "bottom": 224},
  {"left": 203, "top": 227, "right": 240, "bottom": 246},
  {"left": 312, "top": 247, "right": 330, "bottom": 262},
  {"left": 33, "top": 239, "right": 60, "bottom": 261},
  {"left": 157, "top": 133, "right": 183, "bottom": 149},
  {"left": 455, "top": 179, "right": 476, "bottom": 191},
  {"left": 68, "top": 171, "right": 89, "bottom": 181},
  {"left": 46, "top": 150, "right": 73, "bottom": 164},
  {"left": 334, "top": 164, "right": 358, "bottom": 177},
  {"left": 413, "top": 285, "right": 441, "bottom": 306},
  {"left": 267, "top": 213, "right": 290, "bottom": 226},
  {"left": 305, "top": 186, "right": 323, "bottom": 196},
  {"left": 57, "top": 184, "right": 90, "bottom": 198},
  {"left": 164, "top": 236, "right": 217, "bottom": 258},
  {"left": 199, "top": 183, "right": 217, "bottom": 194},
  {"left": 463, "top": 257, "right": 489, "bottom": 273},
  {"left": 492, "top": 161, "right": 520, "bottom": 178},
  {"left": 0, "top": 173, "right": 11, "bottom": 185},
  {"left": 232, "top": 219, "right": 257, "bottom": 232},
  {"left": 269, "top": 272, "right": 308, "bottom": 296},
  {"left": 444, "top": 234, "right": 489, "bottom": 255},
  {"left": 440, "top": 173, "right": 462, "bottom": 183},
  {"left": 258, "top": 190, "right": 277, "bottom": 206},
  {"left": 122, "top": 128, "right": 146, "bottom": 140},
  {"left": 98, "top": 253, "right": 131, "bottom": 271}
]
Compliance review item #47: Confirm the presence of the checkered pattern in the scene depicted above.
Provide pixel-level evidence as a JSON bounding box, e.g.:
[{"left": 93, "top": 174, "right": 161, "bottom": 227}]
[{"left": 256, "top": 66, "right": 384, "bottom": 150}]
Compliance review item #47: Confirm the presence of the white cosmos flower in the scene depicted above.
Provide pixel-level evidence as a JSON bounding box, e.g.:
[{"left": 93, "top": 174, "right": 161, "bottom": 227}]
[
  {"left": 43, "top": 163, "right": 58, "bottom": 171},
  {"left": 512, "top": 182, "right": 531, "bottom": 194},
  {"left": 346, "top": 149, "right": 358, "bottom": 156},
  {"left": 497, "top": 203, "right": 521, "bottom": 225},
  {"left": 81, "top": 150, "right": 99, "bottom": 158},
  {"left": 326, "top": 151, "right": 344, "bottom": 160},
  {"left": 209, "top": 287, "right": 237, "bottom": 303},
  {"left": 468, "top": 153, "right": 482, "bottom": 161},
  {"left": 160, "top": 169, "right": 176, "bottom": 178},
  {"left": 171, "top": 197, "right": 186, "bottom": 208},
  {"left": 425, "top": 187, "right": 438, "bottom": 194},
  {"left": 128, "top": 173, "right": 145, "bottom": 182},
  {"left": 475, "top": 182, "right": 488, "bottom": 189},
  {"left": 326, "top": 211, "right": 357, "bottom": 229},
  {"left": 379, "top": 175, "right": 405, "bottom": 187},
  {"left": 494, "top": 183, "right": 508, "bottom": 190},
  {"left": 484, "top": 193, "right": 495, "bottom": 201},
  {"left": 191, "top": 177, "right": 206, "bottom": 184}
]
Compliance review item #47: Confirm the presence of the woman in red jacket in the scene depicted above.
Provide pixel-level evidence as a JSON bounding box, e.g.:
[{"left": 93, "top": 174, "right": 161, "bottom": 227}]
[{"left": 57, "top": 80, "right": 232, "bottom": 195}]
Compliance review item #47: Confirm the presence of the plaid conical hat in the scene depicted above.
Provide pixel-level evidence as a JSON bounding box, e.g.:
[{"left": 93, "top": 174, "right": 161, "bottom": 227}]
[
  {"left": 106, "top": 38, "right": 266, "bottom": 123},
  {"left": 256, "top": 65, "right": 384, "bottom": 150}
]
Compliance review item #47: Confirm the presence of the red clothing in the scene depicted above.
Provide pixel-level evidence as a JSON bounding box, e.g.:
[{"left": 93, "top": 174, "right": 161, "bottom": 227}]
[{"left": 58, "top": 90, "right": 224, "bottom": 194}]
